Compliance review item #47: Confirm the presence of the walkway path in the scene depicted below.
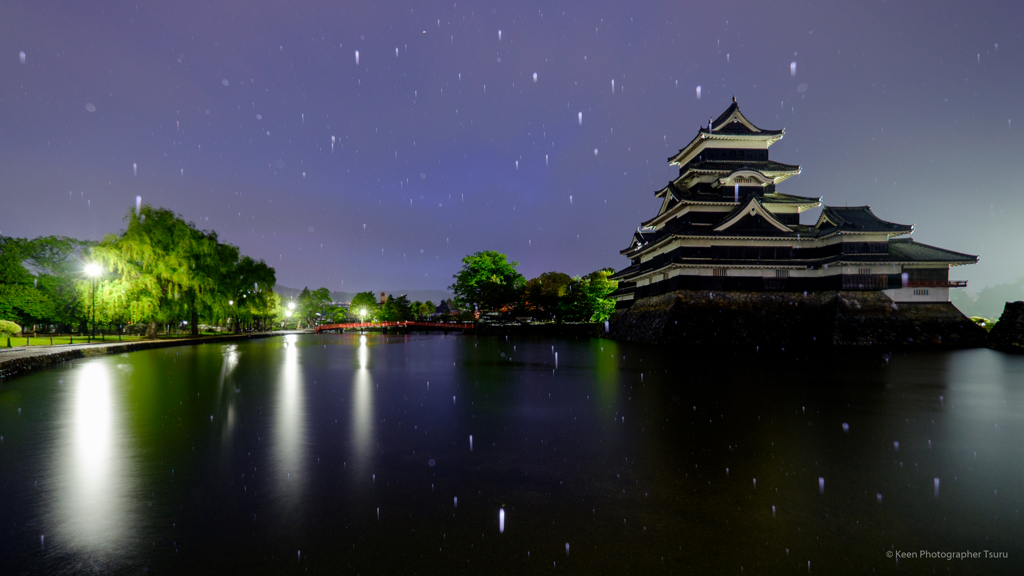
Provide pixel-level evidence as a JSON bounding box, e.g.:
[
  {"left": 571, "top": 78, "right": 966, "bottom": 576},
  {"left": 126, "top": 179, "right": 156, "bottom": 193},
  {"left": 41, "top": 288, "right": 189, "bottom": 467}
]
[{"left": 0, "top": 331, "right": 311, "bottom": 379}]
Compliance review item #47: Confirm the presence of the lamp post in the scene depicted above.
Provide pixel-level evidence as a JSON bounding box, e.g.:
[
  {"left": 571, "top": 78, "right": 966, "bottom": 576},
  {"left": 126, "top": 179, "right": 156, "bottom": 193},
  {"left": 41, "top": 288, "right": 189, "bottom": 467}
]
[{"left": 85, "top": 263, "right": 102, "bottom": 342}]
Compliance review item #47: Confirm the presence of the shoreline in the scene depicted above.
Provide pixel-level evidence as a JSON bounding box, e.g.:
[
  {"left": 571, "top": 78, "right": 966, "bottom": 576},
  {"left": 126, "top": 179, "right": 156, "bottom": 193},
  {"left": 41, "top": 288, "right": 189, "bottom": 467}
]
[{"left": 0, "top": 331, "right": 311, "bottom": 380}]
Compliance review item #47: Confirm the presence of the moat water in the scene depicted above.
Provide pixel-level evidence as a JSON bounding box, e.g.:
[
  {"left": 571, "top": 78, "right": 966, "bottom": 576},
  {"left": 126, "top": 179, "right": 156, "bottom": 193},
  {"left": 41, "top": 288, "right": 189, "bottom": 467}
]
[{"left": 1, "top": 334, "right": 1022, "bottom": 574}]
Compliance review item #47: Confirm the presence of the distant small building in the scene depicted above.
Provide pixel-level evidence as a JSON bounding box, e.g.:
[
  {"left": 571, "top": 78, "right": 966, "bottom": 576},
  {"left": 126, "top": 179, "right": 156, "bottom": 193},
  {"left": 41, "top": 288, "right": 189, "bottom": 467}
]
[
  {"left": 379, "top": 291, "right": 386, "bottom": 304},
  {"left": 610, "top": 99, "right": 977, "bottom": 308},
  {"left": 434, "top": 299, "right": 456, "bottom": 316}
]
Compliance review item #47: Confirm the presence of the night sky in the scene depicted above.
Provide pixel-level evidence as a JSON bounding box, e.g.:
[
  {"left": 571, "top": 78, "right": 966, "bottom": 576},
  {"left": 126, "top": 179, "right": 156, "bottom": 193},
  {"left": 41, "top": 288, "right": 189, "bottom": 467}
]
[{"left": 2, "top": 0, "right": 1022, "bottom": 293}]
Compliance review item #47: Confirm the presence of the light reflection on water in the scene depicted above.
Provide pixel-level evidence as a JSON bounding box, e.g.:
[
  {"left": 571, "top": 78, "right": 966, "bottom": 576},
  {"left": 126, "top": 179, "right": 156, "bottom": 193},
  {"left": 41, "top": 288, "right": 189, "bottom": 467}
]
[
  {"left": 1, "top": 337, "right": 1022, "bottom": 574},
  {"left": 272, "top": 333, "right": 306, "bottom": 508},
  {"left": 351, "top": 334, "right": 374, "bottom": 475},
  {"left": 51, "top": 360, "right": 136, "bottom": 554}
]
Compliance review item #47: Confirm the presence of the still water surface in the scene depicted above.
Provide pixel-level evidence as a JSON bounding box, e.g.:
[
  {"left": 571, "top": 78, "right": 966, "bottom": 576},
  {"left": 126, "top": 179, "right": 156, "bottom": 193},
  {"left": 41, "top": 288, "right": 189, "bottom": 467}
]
[{"left": 1, "top": 334, "right": 1022, "bottom": 574}]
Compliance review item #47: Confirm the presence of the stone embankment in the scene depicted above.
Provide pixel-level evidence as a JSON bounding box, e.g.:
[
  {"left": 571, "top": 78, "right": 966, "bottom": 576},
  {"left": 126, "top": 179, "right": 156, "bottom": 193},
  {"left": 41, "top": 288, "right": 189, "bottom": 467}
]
[
  {"left": 989, "top": 301, "right": 1024, "bottom": 351},
  {"left": 610, "top": 290, "right": 988, "bottom": 349},
  {"left": 0, "top": 331, "right": 309, "bottom": 379},
  {"left": 474, "top": 323, "right": 604, "bottom": 338}
]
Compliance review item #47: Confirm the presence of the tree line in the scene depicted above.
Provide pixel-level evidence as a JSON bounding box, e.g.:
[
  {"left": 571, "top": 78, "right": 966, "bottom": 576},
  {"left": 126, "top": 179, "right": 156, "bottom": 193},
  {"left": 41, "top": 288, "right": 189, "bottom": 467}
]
[
  {"left": 1, "top": 205, "right": 278, "bottom": 337},
  {"left": 448, "top": 250, "right": 617, "bottom": 322}
]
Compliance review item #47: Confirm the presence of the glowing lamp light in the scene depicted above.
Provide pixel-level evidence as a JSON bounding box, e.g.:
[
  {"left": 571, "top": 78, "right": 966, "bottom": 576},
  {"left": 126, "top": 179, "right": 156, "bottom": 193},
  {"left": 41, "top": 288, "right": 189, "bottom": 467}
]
[
  {"left": 85, "top": 263, "right": 102, "bottom": 277},
  {"left": 228, "top": 300, "right": 234, "bottom": 306},
  {"left": 287, "top": 302, "right": 296, "bottom": 310},
  {"left": 285, "top": 310, "right": 293, "bottom": 318}
]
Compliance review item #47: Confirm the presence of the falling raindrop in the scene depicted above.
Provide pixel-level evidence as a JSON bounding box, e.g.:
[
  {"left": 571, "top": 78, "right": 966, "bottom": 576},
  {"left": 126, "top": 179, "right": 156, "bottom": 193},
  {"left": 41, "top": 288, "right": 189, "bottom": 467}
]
[
  {"left": 772, "top": 505, "right": 776, "bottom": 517},
  {"left": 894, "top": 441, "right": 900, "bottom": 451},
  {"left": 136, "top": 196, "right": 142, "bottom": 212},
  {"left": 753, "top": 478, "right": 757, "bottom": 489},
  {"left": 727, "top": 53, "right": 730, "bottom": 63},
  {"left": 578, "top": 112, "right": 583, "bottom": 125},
  {"left": 355, "top": 50, "right": 360, "bottom": 65},
  {"left": 842, "top": 423, "right": 849, "bottom": 433},
  {"left": 876, "top": 493, "right": 883, "bottom": 503},
  {"left": 696, "top": 85, "right": 702, "bottom": 100},
  {"left": 569, "top": 195, "right": 573, "bottom": 204},
  {"left": 545, "top": 154, "right": 549, "bottom": 166},
  {"left": 19, "top": 51, "right": 26, "bottom": 64},
  {"left": 515, "top": 160, "right": 518, "bottom": 169},
  {"left": 565, "top": 543, "right": 570, "bottom": 556},
  {"left": 533, "top": 72, "right": 538, "bottom": 83},
  {"left": 221, "top": 78, "right": 229, "bottom": 86},
  {"left": 469, "top": 435, "right": 473, "bottom": 451},
  {"left": 133, "top": 163, "right": 137, "bottom": 177},
  {"left": 454, "top": 496, "right": 458, "bottom": 508},
  {"left": 84, "top": 103, "right": 96, "bottom": 112},
  {"left": 934, "top": 478, "right": 940, "bottom": 498},
  {"left": 790, "top": 61, "right": 797, "bottom": 76},
  {"left": 593, "top": 148, "right": 598, "bottom": 156},
  {"left": 611, "top": 79, "right": 615, "bottom": 93},
  {"left": 818, "top": 477, "right": 825, "bottom": 494},
  {"left": 498, "top": 30, "right": 502, "bottom": 41},
  {"left": 499, "top": 508, "right": 505, "bottom": 532}
]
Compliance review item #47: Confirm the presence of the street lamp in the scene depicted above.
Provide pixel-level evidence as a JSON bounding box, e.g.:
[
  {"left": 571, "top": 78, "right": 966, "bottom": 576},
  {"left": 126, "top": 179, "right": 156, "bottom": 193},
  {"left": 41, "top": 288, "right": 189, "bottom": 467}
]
[{"left": 85, "top": 263, "right": 102, "bottom": 341}]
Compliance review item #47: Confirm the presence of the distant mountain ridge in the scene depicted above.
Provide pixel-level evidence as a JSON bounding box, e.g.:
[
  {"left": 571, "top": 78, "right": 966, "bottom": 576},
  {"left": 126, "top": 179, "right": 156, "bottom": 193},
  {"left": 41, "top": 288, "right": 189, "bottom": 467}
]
[{"left": 275, "top": 285, "right": 452, "bottom": 305}]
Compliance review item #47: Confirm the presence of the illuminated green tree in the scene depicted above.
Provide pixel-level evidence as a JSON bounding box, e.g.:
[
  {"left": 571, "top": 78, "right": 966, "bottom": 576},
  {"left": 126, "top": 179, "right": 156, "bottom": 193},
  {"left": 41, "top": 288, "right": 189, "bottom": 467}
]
[
  {"left": 449, "top": 251, "right": 525, "bottom": 311},
  {"left": 349, "top": 292, "right": 379, "bottom": 321}
]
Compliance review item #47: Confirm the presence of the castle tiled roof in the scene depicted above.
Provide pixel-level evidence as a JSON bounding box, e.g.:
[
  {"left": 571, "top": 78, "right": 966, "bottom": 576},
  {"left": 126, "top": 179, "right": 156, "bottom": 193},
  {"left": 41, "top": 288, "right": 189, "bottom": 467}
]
[{"left": 818, "top": 206, "right": 912, "bottom": 233}]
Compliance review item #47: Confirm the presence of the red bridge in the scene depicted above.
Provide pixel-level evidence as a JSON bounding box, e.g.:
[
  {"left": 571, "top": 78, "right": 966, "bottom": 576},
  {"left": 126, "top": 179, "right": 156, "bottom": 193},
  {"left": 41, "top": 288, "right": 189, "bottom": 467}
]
[{"left": 314, "top": 321, "right": 475, "bottom": 333}]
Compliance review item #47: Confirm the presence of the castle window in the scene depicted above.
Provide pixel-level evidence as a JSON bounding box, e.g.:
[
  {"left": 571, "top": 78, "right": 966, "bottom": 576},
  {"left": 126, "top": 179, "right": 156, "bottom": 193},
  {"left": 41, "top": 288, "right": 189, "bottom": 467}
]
[
  {"left": 858, "top": 268, "right": 871, "bottom": 275},
  {"left": 775, "top": 269, "right": 789, "bottom": 278},
  {"left": 913, "top": 289, "right": 930, "bottom": 296},
  {"left": 713, "top": 268, "right": 727, "bottom": 277}
]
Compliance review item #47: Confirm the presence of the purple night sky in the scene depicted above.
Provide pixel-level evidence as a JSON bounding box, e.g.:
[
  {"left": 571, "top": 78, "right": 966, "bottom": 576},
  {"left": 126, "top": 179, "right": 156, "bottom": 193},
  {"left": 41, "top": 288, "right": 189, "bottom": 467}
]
[{"left": 2, "top": 0, "right": 1022, "bottom": 293}]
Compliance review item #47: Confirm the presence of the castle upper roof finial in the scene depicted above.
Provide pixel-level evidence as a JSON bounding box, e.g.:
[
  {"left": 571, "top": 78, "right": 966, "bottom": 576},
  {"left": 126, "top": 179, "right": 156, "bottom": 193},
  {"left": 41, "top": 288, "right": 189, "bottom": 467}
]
[{"left": 732, "top": 95, "right": 736, "bottom": 103}]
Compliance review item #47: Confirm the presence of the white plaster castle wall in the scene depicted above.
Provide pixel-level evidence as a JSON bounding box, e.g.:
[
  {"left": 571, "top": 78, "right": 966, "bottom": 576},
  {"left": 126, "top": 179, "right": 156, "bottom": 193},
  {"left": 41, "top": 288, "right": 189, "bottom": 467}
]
[{"left": 883, "top": 287, "right": 950, "bottom": 303}]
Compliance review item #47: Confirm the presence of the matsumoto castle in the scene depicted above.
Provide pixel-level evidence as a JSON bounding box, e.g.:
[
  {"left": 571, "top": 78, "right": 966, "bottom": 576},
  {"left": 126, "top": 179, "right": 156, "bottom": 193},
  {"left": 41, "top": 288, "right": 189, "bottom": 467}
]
[{"left": 610, "top": 99, "right": 977, "bottom": 308}]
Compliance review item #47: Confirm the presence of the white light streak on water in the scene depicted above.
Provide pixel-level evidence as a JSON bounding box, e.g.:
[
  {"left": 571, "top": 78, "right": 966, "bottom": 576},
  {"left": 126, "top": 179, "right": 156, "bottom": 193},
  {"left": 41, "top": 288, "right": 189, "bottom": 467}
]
[
  {"left": 273, "top": 334, "right": 306, "bottom": 507},
  {"left": 55, "top": 361, "right": 136, "bottom": 551}
]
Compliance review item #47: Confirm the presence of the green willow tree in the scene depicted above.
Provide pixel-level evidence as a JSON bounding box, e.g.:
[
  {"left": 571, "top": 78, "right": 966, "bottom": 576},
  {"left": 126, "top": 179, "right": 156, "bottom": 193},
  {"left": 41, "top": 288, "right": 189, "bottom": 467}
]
[{"left": 94, "top": 205, "right": 275, "bottom": 336}]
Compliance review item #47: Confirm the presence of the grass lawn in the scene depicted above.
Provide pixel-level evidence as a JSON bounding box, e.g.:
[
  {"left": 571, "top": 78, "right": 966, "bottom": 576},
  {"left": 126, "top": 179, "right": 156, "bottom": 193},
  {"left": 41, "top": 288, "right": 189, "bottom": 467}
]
[{"left": 4, "top": 331, "right": 234, "bottom": 347}]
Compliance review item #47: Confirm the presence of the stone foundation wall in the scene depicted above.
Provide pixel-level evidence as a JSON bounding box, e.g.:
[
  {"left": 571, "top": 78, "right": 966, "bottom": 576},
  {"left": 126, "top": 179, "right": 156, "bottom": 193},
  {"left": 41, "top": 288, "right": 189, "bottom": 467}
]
[{"left": 610, "top": 290, "right": 987, "bottom": 348}]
